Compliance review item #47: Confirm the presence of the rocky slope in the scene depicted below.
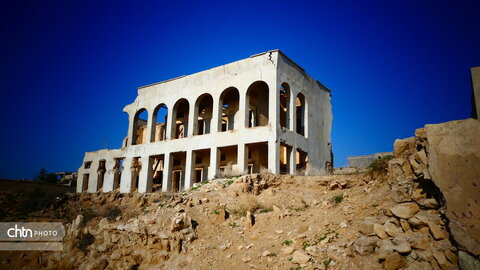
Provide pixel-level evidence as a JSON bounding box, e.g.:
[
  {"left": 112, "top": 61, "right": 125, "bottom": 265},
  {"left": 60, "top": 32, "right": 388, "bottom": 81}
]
[{"left": 0, "top": 167, "right": 461, "bottom": 269}]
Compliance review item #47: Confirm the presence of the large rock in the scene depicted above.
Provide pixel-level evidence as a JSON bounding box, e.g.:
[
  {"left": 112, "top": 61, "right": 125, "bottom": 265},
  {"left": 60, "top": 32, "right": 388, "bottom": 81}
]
[
  {"left": 292, "top": 250, "right": 311, "bottom": 264},
  {"left": 424, "top": 118, "right": 480, "bottom": 256},
  {"left": 393, "top": 138, "right": 415, "bottom": 158},
  {"left": 458, "top": 251, "right": 480, "bottom": 270},
  {"left": 373, "top": 224, "right": 388, "bottom": 240},
  {"left": 170, "top": 211, "right": 192, "bottom": 232},
  {"left": 390, "top": 203, "right": 419, "bottom": 219}
]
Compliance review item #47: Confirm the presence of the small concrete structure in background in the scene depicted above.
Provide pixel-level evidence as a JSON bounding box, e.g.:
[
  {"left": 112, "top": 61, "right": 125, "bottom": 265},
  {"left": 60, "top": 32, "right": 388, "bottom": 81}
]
[
  {"left": 77, "top": 50, "right": 333, "bottom": 193},
  {"left": 471, "top": 66, "right": 480, "bottom": 119},
  {"left": 348, "top": 152, "right": 393, "bottom": 169}
]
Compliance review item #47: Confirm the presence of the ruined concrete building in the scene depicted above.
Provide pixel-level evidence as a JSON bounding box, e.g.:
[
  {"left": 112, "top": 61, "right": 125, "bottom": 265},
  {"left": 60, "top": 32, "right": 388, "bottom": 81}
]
[{"left": 77, "top": 50, "right": 333, "bottom": 193}]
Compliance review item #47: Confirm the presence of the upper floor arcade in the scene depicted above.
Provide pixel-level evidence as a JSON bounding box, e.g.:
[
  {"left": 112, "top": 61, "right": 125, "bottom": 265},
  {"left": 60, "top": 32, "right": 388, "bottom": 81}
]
[{"left": 122, "top": 50, "right": 330, "bottom": 149}]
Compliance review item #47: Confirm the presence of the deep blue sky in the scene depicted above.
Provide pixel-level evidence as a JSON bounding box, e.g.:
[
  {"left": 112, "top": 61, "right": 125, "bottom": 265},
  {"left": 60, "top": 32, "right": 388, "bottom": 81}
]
[{"left": 1, "top": 0, "right": 479, "bottom": 179}]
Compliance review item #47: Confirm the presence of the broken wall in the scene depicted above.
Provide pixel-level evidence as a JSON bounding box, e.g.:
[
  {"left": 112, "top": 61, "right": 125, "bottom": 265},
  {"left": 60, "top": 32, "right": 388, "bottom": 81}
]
[{"left": 389, "top": 118, "right": 480, "bottom": 259}]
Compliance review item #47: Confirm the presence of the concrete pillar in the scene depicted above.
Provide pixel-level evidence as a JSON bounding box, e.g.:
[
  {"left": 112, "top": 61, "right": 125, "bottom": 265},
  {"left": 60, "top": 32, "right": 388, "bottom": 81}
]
[
  {"left": 87, "top": 161, "right": 99, "bottom": 193},
  {"left": 76, "top": 167, "right": 84, "bottom": 192},
  {"left": 146, "top": 108, "right": 155, "bottom": 143},
  {"left": 237, "top": 143, "right": 247, "bottom": 174},
  {"left": 268, "top": 140, "right": 280, "bottom": 174},
  {"left": 184, "top": 150, "right": 195, "bottom": 190},
  {"left": 269, "top": 81, "right": 279, "bottom": 130},
  {"left": 138, "top": 156, "right": 153, "bottom": 193},
  {"left": 162, "top": 153, "right": 173, "bottom": 192},
  {"left": 289, "top": 144, "right": 297, "bottom": 175},
  {"left": 244, "top": 89, "right": 250, "bottom": 128},
  {"left": 126, "top": 113, "right": 135, "bottom": 146},
  {"left": 119, "top": 158, "right": 132, "bottom": 193},
  {"left": 165, "top": 108, "right": 174, "bottom": 140},
  {"left": 237, "top": 91, "right": 246, "bottom": 130},
  {"left": 208, "top": 147, "right": 219, "bottom": 180},
  {"left": 103, "top": 159, "right": 116, "bottom": 192},
  {"left": 304, "top": 99, "right": 309, "bottom": 138},
  {"left": 212, "top": 95, "right": 220, "bottom": 133},
  {"left": 290, "top": 91, "right": 296, "bottom": 132},
  {"left": 187, "top": 103, "right": 196, "bottom": 137}
]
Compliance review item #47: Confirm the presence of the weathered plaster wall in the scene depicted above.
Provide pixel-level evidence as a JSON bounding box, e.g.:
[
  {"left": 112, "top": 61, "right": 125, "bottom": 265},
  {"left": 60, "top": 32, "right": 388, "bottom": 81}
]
[
  {"left": 77, "top": 50, "right": 333, "bottom": 194},
  {"left": 276, "top": 53, "right": 332, "bottom": 174}
]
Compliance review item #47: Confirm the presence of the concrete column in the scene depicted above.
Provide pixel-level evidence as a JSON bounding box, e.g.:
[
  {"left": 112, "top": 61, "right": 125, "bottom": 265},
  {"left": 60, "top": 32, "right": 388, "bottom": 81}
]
[
  {"left": 187, "top": 104, "right": 196, "bottom": 137},
  {"left": 289, "top": 144, "right": 297, "bottom": 175},
  {"left": 138, "top": 156, "right": 153, "bottom": 193},
  {"left": 237, "top": 143, "right": 248, "bottom": 174},
  {"left": 237, "top": 91, "right": 246, "bottom": 130},
  {"left": 208, "top": 147, "right": 219, "bottom": 180},
  {"left": 290, "top": 91, "right": 296, "bottom": 133},
  {"left": 268, "top": 140, "right": 280, "bottom": 174},
  {"left": 162, "top": 153, "right": 173, "bottom": 192},
  {"left": 212, "top": 95, "right": 220, "bottom": 133},
  {"left": 146, "top": 109, "right": 155, "bottom": 143},
  {"left": 119, "top": 158, "right": 132, "bottom": 193},
  {"left": 126, "top": 113, "right": 135, "bottom": 146},
  {"left": 103, "top": 159, "right": 116, "bottom": 192},
  {"left": 87, "top": 161, "right": 99, "bottom": 193},
  {"left": 244, "top": 90, "right": 250, "bottom": 128},
  {"left": 184, "top": 150, "right": 195, "bottom": 190},
  {"left": 76, "top": 168, "right": 84, "bottom": 193},
  {"left": 269, "top": 81, "right": 279, "bottom": 129},
  {"left": 165, "top": 109, "right": 174, "bottom": 140}
]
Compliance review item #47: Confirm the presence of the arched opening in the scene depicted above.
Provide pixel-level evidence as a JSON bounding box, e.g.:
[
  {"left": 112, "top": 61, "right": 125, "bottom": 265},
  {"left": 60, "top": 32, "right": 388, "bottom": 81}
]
[
  {"left": 279, "top": 83, "right": 290, "bottom": 129},
  {"left": 151, "top": 104, "right": 168, "bottom": 142},
  {"left": 194, "top": 94, "right": 213, "bottom": 135},
  {"left": 171, "top": 99, "right": 189, "bottom": 139},
  {"left": 247, "top": 81, "right": 269, "bottom": 128},
  {"left": 296, "top": 93, "right": 307, "bottom": 137},
  {"left": 219, "top": 87, "right": 239, "bottom": 132},
  {"left": 132, "top": 109, "right": 148, "bottom": 145}
]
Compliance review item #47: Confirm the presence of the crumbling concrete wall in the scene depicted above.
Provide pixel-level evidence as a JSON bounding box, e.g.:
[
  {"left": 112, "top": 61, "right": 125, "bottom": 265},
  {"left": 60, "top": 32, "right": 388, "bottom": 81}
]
[
  {"left": 348, "top": 152, "right": 393, "bottom": 169},
  {"left": 389, "top": 118, "right": 480, "bottom": 264}
]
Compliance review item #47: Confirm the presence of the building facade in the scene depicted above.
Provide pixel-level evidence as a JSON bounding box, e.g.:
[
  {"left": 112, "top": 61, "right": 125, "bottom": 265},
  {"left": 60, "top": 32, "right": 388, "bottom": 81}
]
[{"left": 77, "top": 50, "right": 333, "bottom": 193}]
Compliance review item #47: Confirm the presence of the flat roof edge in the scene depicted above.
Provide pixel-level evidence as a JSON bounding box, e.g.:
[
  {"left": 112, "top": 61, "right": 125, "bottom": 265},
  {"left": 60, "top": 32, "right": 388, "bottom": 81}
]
[{"left": 138, "top": 75, "right": 186, "bottom": 89}]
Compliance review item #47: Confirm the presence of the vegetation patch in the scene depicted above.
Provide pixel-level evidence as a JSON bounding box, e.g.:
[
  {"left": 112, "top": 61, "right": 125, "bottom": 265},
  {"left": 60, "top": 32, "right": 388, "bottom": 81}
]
[
  {"left": 367, "top": 155, "right": 394, "bottom": 175},
  {"left": 332, "top": 194, "right": 344, "bottom": 205}
]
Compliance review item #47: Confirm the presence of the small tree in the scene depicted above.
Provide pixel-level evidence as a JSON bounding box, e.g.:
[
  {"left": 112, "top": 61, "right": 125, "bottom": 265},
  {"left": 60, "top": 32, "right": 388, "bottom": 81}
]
[{"left": 36, "top": 168, "right": 58, "bottom": 184}]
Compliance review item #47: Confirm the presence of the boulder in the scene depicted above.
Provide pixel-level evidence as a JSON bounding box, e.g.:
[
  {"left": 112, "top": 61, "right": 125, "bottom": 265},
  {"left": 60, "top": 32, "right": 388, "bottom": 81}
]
[
  {"left": 390, "top": 203, "right": 419, "bottom": 219},
  {"left": 428, "top": 222, "right": 447, "bottom": 240},
  {"left": 244, "top": 211, "right": 255, "bottom": 228},
  {"left": 374, "top": 224, "right": 388, "bottom": 240},
  {"left": 354, "top": 237, "right": 378, "bottom": 255},
  {"left": 384, "top": 252, "right": 405, "bottom": 270},
  {"left": 384, "top": 222, "right": 402, "bottom": 237},
  {"left": 417, "top": 198, "right": 438, "bottom": 209},
  {"left": 170, "top": 212, "right": 192, "bottom": 232},
  {"left": 292, "top": 250, "right": 311, "bottom": 264},
  {"left": 458, "top": 251, "right": 480, "bottom": 270}
]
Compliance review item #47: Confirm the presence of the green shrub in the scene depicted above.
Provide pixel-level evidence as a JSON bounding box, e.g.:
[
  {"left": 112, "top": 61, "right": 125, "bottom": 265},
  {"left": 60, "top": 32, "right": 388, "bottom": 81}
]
[
  {"left": 367, "top": 155, "right": 394, "bottom": 174},
  {"left": 282, "top": 240, "right": 293, "bottom": 246},
  {"left": 332, "top": 194, "right": 343, "bottom": 204}
]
